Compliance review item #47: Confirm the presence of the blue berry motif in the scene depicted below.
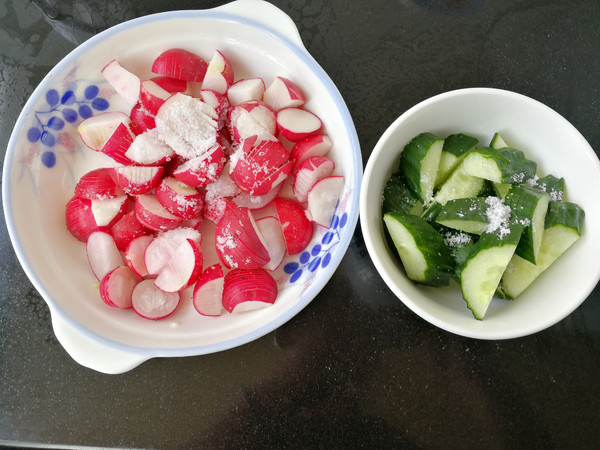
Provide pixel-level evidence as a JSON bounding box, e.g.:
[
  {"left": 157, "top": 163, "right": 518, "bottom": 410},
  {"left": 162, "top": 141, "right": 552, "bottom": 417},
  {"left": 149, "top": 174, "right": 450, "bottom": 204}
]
[
  {"left": 26, "top": 85, "right": 109, "bottom": 168},
  {"left": 283, "top": 210, "right": 348, "bottom": 283}
]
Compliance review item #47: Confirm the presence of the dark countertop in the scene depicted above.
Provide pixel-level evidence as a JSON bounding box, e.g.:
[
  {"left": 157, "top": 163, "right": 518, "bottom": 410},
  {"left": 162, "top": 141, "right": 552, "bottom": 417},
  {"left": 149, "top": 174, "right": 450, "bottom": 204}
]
[{"left": 1, "top": 1, "right": 599, "bottom": 448}]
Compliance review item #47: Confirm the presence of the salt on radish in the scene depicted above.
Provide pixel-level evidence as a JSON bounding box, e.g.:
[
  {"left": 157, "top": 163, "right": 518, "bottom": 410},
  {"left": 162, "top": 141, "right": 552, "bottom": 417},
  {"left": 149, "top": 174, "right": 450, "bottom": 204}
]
[
  {"left": 274, "top": 197, "right": 314, "bottom": 255},
  {"left": 77, "top": 111, "right": 132, "bottom": 151},
  {"left": 193, "top": 264, "right": 225, "bottom": 317},
  {"left": 263, "top": 76, "right": 305, "bottom": 111},
  {"left": 151, "top": 48, "right": 208, "bottom": 82},
  {"left": 292, "top": 156, "right": 335, "bottom": 204},
  {"left": 74, "top": 167, "right": 124, "bottom": 200},
  {"left": 222, "top": 268, "right": 278, "bottom": 313},
  {"left": 201, "top": 49, "right": 234, "bottom": 94},
  {"left": 306, "top": 175, "right": 345, "bottom": 227},
  {"left": 135, "top": 194, "right": 182, "bottom": 232},
  {"left": 290, "top": 134, "right": 333, "bottom": 166},
  {"left": 124, "top": 234, "right": 154, "bottom": 277},
  {"left": 255, "top": 216, "right": 287, "bottom": 271},
  {"left": 132, "top": 278, "right": 181, "bottom": 320},
  {"left": 155, "top": 176, "right": 204, "bottom": 220},
  {"left": 99, "top": 265, "right": 141, "bottom": 309},
  {"left": 125, "top": 127, "right": 175, "bottom": 166},
  {"left": 227, "top": 104, "right": 277, "bottom": 144},
  {"left": 276, "top": 107, "right": 322, "bottom": 142},
  {"left": 111, "top": 165, "right": 164, "bottom": 195},
  {"left": 101, "top": 59, "right": 141, "bottom": 107},
  {"left": 172, "top": 145, "right": 226, "bottom": 188},
  {"left": 227, "top": 78, "right": 266, "bottom": 106},
  {"left": 86, "top": 231, "right": 123, "bottom": 281}
]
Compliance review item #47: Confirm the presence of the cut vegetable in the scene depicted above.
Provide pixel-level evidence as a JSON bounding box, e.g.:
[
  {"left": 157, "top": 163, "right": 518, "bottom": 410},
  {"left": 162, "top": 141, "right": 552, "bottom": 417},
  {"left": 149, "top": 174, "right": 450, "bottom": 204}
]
[
  {"left": 86, "top": 231, "right": 123, "bottom": 282},
  {"left": 382, "top": 171, "right": 422, "bottom": 215},
  {"left": 99, "top": 266, "right": 141, "bottom": 309},
  {"left": 110, "top": 210, "right": 151, "bottom": 251},
  {"left": 227, "top": 78, "right": 266, "bottom": 106},
  {"left": 435, "top": 133, "right": 478, "bottom": 186},
  {"left": 292, "top": 156, "right": 335, "bottom": 204},
  {"left": 135, "top": 194, "right": 183, "bottom": 232},
  {"left": 193, "top": 264, "right": 225, "bottom": 316},
  {"left": 399, "top": 132, "right": 444, "bottom": 204},
  {"left": 461, "top": 147, "right": 537, "bottom": 184},
  {"left": 125, "top": 234, "right": 154, "bottom": 277},
  {"left": 435, "top": 197, "right": 490, "bottom": 235},
  {"left": 202, "top": 49, "right": 235, "bottom": 94},
  {"left": 276, "top": 107, "right": 322, "bottom": 142},
  {"left": 255, "top": 216, "right": 287, "bottom": 271},
  {"left": 433, "top": 164, "right": 484, "bottom": 205},
  {"left": 274, "top": 197, "right": 314, "bottom": 255},
  {"left": 132, "top": 278, "right": 181, "bottom": 320},
  {"left": 222, "top": 268, "right": 278, "bottom": 313},
  {"left": 306, "top": 175, "right": 345, "bottom": 227},
  {"left": 263, "top": 76, "right": 305, "bottom": 111},
  {"left": 290, "top": 134, "right": 333, "bottom": 166},
  {"left": 101, "top": 59, "right": 141, "bottom": 107},
  {"left": 151, "top": 48, "right": 208, "bottom": 82}
]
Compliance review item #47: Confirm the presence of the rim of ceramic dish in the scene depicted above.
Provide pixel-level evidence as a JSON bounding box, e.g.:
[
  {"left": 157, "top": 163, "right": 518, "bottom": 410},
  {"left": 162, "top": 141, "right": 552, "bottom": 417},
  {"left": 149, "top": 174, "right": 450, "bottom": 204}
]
[{"left": 3, "top": 7, "right": 362, "bottom": 357}]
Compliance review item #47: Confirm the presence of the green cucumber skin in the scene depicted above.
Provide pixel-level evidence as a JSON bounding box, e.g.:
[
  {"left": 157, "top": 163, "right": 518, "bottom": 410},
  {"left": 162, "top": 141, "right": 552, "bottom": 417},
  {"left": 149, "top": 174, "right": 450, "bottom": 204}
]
[
  {"left": 436, "top": 197, "right": 489, "bottom": 235},
  {"left": 545, "top": 201, "right": 585, "bottom": 234},
  {"left": 399, "top": 132, "right": 444, "bottom": 203},
  {"left": 463, "top": 147, "right": 537, "bottom": 184},
  {"left": 436, "top": 133, "right": 479, "bottom": 185},
  {"left": 532, "top": 174, "right": 566, "bottom": 202},
  {"left": 384, "top": 212, "right": 454, "bottom": 287},
  {"left": 382, "top": 171, "right": 421, "bottom": 215}
]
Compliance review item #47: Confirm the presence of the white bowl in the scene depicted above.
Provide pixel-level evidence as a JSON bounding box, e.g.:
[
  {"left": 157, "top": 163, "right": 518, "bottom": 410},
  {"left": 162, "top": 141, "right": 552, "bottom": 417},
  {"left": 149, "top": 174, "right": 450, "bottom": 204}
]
[
  {"left": 2, "top": 0, "right": 361, "bottom": 373},
  {"left": 360, "top": 87, "right": 600, "bottom": 340}
]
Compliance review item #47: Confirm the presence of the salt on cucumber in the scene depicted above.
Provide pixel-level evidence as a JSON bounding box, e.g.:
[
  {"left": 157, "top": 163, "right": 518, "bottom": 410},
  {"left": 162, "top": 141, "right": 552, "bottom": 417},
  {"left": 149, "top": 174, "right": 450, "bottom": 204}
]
[
  {"left": 461, "top": 147, "right": 537, "bottom": 184},
  {"left": 531, "top": 174, "right": 566, "bottom": 202},
  {"left": 435, "top": 197, "right": 489, "bottom": 235},
  {"left": 399, "top": 132, "right": 444, "bottom": 204},
  {"left": 435, "top": 133, "right": 479, "bottom": 187},
  {"left": 504, "top": 185, "right": 550, "bottom": 265},
  {"left": 383, "top": 212, "right": 454, "bottom": 287},
  {"left": 500, "top": 202, "right": 584, "bottom": 299},
  {"left": 382, "top": 171, "right": 422, "bottom": 215},
  {"left": 458, "top": 224, "right": 523, "bottom": 320}
]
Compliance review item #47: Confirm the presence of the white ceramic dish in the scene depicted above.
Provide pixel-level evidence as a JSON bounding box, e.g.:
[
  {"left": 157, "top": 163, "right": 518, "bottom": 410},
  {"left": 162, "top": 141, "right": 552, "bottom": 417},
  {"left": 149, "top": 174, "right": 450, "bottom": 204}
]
[
  {"left": 3, "top": 0, "right": 361, "bottom": 373},
  {"left": 360, "top": 88, "right": 600, "bottom": 340}
]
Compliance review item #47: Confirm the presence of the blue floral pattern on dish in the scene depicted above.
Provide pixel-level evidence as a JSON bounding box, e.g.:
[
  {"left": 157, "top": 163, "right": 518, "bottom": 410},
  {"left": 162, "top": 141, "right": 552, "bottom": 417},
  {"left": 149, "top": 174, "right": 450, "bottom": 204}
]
[
  {"left": 283, "top": 210, "right": 348, "bottom": 283},
  {"left": 26, "top": 84, "right": 109, "bottom": 168}
]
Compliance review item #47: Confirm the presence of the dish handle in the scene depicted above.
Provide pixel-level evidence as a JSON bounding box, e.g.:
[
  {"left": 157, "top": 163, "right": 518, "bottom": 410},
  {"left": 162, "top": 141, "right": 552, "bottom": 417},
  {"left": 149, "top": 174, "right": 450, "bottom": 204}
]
[
  {"left": 213, "top": 0, "right": 305, "bottom": 49},
  {"left": 51, "top": 309, "right": 148, "bottom": 375}
]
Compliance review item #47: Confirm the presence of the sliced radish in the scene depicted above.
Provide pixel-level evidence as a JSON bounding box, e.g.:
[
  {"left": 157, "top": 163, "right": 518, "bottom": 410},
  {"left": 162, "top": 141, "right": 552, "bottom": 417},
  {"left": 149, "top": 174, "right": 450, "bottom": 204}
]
[
  {"left": 204, "top": 196, "right": 236, "bottom": 224},
  {"left": 192, "top": 264, "right": 225, "bottom": 316},
  {"left": 274, "top": 197, "right": 314, "bottom": 255},
  {"left": 214, "top": 207, "right": 270, "bottom": 269},
  {"left": 99, "top": 265, "right": 141, "bottom": 309},
  {"left": 222, "top": 268, "right": 278, "bottom": 313},
  {"left": 99, "top": 122, "right": 136, "bottom": 165},
  {"left": 227, "top": 103, "right": 277, "bottom": 144},
  {"left": 290, "top": 134, "right": 333, "bottom": 166},
  {"left": 132, "top": 278, "right": 181, "bottom": 319},
  {"left": 125, "top": 234, "right": 154, "bottom": 277},
  {"left": 201, "top": 49, "right": 234, "bottom": 94},
  {"left": 151, "top": 75, "right": 188, "bottom": 94},
  {"left": 139, "top": 80, "right": 171, "bottom": 115},
  {"left": 276, "top": 107, "right": 322, "bottom": 142},
  {"left": 231, "top": 181, "right": 282, "bottom": 210},
  {"left": 77, "top": 111, "right": 132, "bottom": 151},
  {"left": 101, "top": 59, "right": 141, "bottom": 107},
  {"left": 155, "top": 176, "right": 204, "bottom": 219},
  {"left": 135, "top": 194, "right": 182, "bottom": 232},
  {"left": 86, "top": 231, "right": 123, "bottom": 281},
  {"left": 306, "top": 175, "right": 345, "bottom": 227},
  {"left": 129, "top": 102, "right": 156, "bottom": 135},
  {"left": 227, "top": 78, "right": 265, "bottom": 106},
  {"left": 110, "top": 210, "right": 152, "bottom": 251},
  {"left": 125, "top": 127, "right": 175, "bottom": 166},
  {"left": 111, "top": 165, "right": 164, "bottom": 195},
  {"left": 74, "top": 167, "right": 124, "bottom": 200},
  {"left": 144, "top": 227, "right": 203, "bottom": 292},
  {"left": 65, "top": 196, "right": 101, "bottom": 241},
  {"left": 151, "top": 48, "right": 208, "bottom": 82},
  {"left": 292, "top": 156, "right": 335, "bottom": 204},
  {"left": 199, "top": 89, "right": 230, "bottom": 125},
  {"left": 91, "top": 195, "right": 129, "bottom": 228},
  {"left": 172, "top": 145, "right": 226, "bottom": 188},
  {"left": 263, "top": 76, "right": 305, "bottom": 111},
  {"left": 255, "top": 216, "right": 286, "bottom": 271},
  {"left": 155, "top": 93, "right": 218, "bottom": 159}
]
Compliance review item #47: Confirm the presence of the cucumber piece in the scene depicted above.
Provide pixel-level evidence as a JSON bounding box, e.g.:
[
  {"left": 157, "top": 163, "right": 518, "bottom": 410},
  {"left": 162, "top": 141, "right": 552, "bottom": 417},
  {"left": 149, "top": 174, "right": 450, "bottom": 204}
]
[
  {"left": 399, "top": 132, "right": 444, "bottom": 204},
  {"left": 435, "top": 133, "right": 479, "bottom": 186},
  {"left": 489, "top": 132, "right": 508, "bottom": 149},
  {"left": 436, "top": 197, "right": 489, "bottom": 235},
  {"left": 383, "top": 212, "right": 454, "bottom": 287},
  {"left": 504, "top": 185, "right": 550, "bottom": 264},
  {"left": 382, "top": 171, "right": 422, "bottom": 215},
  {"left": 433, "top": 164, "right": 485, "bottom": 205},
  {"left": 500, "top": 202, "right": 585, "bottom": 299},
  {"left": 458, "top": 224, "right": 524, "bottom": 320},
  {"left": 421, "top": 201, "right": 443, "bottom": 223},
  {"left": 461, "top": 147, "right": 537, "bottom": 184},
  {"left": 440, "top": 229, "right": 475, "bottom": 281},
  {"left": 492, "top": 182, "right": 511, "bottom": 199},
  {"left": 531, "top": 174, "right": 566, "bottom": 202}
]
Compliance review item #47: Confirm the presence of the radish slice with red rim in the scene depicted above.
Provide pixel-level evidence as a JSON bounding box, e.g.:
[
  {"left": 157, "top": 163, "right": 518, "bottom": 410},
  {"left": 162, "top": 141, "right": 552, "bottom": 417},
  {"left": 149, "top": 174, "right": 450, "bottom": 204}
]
[{"left": 132, "top": 278, "right": 181, "bottom": 320}]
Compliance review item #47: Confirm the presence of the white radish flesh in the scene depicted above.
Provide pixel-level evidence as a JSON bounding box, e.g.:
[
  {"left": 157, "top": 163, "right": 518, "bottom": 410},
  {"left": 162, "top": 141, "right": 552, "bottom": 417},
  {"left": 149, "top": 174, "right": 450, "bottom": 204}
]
[
  {"left": 292, "top": 156, "right": 335, "bottom": 204},
  {"left": 86, "top": 231, "right": 123, "bottom": 281},
  {"left": 202, "top": 49, "right": 234, "bottom": 94},
  {"left": 135, "top": 194, "right": 182, "bottom": 232},
  {"left": 125, "top": 234, "right": 154, "bottom": 277},
  {"left": 263, "top": 76, "right": 305, "bottom": 111},
  {"left": 276, "top": 107, "right": 322, "bottom": 142},
  {"left": 193, "top": 264, "right": 225, "bottom": 316},
  {"left": 227, "top": 78, "right": 265, "bottom": 106},
  {"left": 306, "top": 175, "right": 345, "bottom": 227},
  {"left": 77, "top": 111, "right": 132, "bottom": 151},
  {"left": 99, "top": 266, "right": 141, "bottom": 309},
  {"left": 101, "top": 59, "right": 141, "bottom": 107},
  {"left": 255, "top": 216, "right": 286, "bottom": 271},
  {"left": 132, "top": 278, "right": 181, "bottom": 320}
]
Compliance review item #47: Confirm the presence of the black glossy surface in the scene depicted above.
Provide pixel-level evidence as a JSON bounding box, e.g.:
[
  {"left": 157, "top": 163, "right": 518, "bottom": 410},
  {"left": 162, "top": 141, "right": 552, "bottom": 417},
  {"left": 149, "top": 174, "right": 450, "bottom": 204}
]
[{"left": 1, "top": 1, "right": 599, "bottom": 448}]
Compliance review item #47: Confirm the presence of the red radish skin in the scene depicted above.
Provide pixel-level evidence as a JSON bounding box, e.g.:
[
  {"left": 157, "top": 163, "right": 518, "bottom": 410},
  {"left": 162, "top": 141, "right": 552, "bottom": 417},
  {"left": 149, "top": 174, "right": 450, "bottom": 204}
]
[
  {"left": 306, "top": 175, "right": 345, "bottom": 227},
  {"left": 173, "top": 145, "right": 226, "bottom": 188},
  {"left": 222, "top": 268, "right": 278, "bottom": 313},
  {"left": 236, "top": 101, "right": 277, "bottom": 136},
  {"left": 135, "top": 194, "right": 182, "bottom": 232},
  {"left": 99, "top": 122, "right": 136, "bottom": 165},
  {"left": 66, "top": 196, "right": 102, "bottom": 241},
  {"left": 99, "top": 266, "right": 141, "bottom": 309},
  {"left": 155, "top": 176, "right": 204, "bottom": 219},
  {"left": 86, "top": 231, "right": 123, "bottom": 281},
  {"left": 129, "top": 102, "right": 156, "bottom": 135},
  {"left": 227, "top": 78, "right": 266, "bottom": 106},
  {"left": 151, "top": 75, "right": 188, "bottom": 94},
  {"left": 202, "top": 49, "right": 235, "bottom": 94},
  {"left": 77, "top": 111, "right": 132, "bottom": 151},
  {"left": 274, "top": 197, "right": 314, "bottom": 255},
  {"left": 292, "top": 156, "right": 335, "bottom": 204},
  {"left": 132, "top": 278, "right": 181, "bottom": 320},
  {"left": 263, "top": 76, "right": 305, "bottom": 111},
  {"left": 214, "top": 207, "right": 270, "bottom": 269},
  {"left": 139, "top": 80, "right": 171, "bottom": 115},
  {"left": 255, "top": 216, "right": 287, "bottom": 271},
  {"left": 276, "top": 107, "right": 322, "bottom": 142},
  {"left": 110, "top": 210, "right": 152, "bottom": 251},
  {"left": 151, "top": 48, "right": 208, "bottom": 82},
  {"left": 125, "top": 234, "right": 154, "bottom": 277},
  {"left": 74, "top": 167, "right": 124, "bottom": 200},
  {"left": 290, "top": 134, "right": 333, "bottom": 166},
  {"left": 101, "top": 59, "right": 141, "bottom": 107},
  {"left": 227, "top": 105, "right": 277, "bottom": 144},
  {"left": 193, "top": 264, "right": 225, "bottom": 316},
  {"left": 111, "top": 165, "right": 164, "bottom": 195}
]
